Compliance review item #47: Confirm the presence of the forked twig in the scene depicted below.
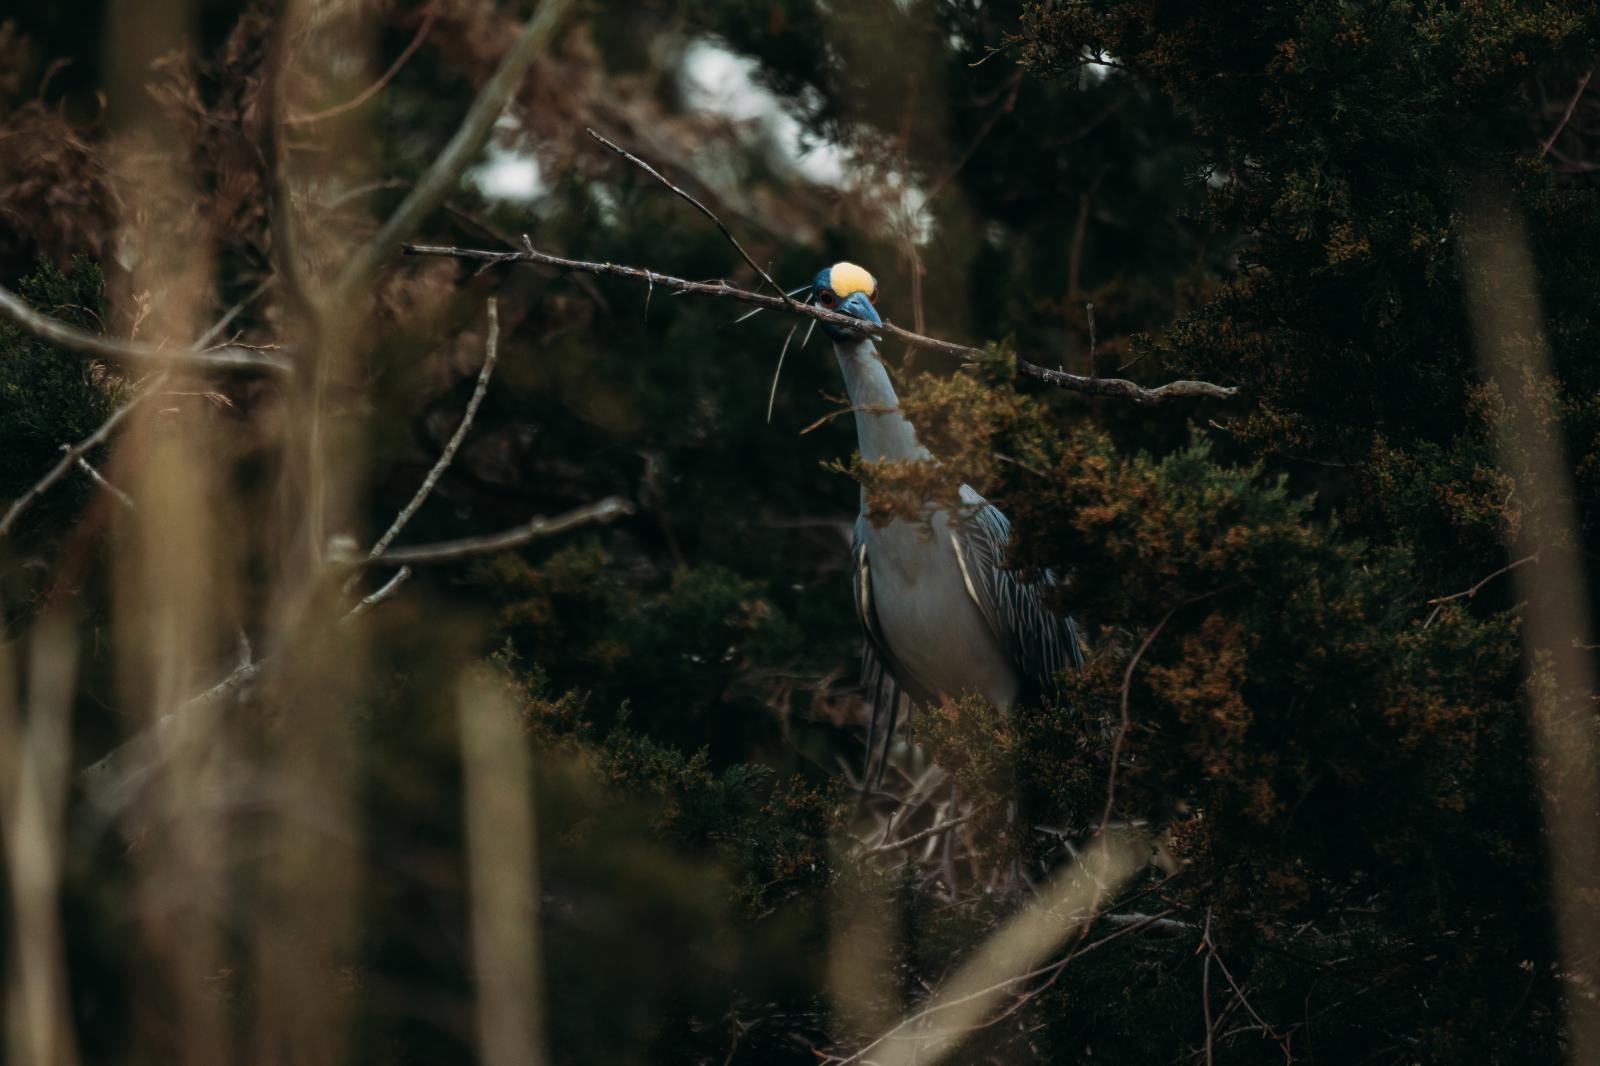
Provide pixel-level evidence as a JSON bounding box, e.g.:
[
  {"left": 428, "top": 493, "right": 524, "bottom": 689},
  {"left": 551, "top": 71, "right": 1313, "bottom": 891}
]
[{"left": 585, "top": 128, "right": 794, "bottom": 306}]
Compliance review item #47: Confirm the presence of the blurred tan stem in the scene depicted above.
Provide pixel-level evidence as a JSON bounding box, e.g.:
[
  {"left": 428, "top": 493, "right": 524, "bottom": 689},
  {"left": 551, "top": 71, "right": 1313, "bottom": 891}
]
[
  {"left": 1460, "top": 190, "right": 1600, "bottom": 1061},
  {"left": 2, "top": 615, "right": 82, "bottom": 1066},
  {"left": 459, "top": 667, "right": 547, "bottom": 1066},
  {"left": 843, "top": 830, "right": 1148, "bottom": 1066}
]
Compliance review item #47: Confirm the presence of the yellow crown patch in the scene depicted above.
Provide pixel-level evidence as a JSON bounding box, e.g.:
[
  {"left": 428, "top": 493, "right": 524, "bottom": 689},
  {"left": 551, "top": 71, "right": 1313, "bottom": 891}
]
[{"left": 829, "top": 262, "right": 877, "bottom": 299}]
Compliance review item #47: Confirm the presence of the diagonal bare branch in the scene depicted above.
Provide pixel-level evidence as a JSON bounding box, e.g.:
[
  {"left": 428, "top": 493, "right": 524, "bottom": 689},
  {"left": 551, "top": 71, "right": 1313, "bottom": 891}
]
[
  {"left": 585, "top": 128, "right": 793, "bottom": 305},
  {"left": 403, "top": 241, "right": 1238, "bottom": 404},
  {"left": 333, "top": 0, "right": 573, "bottom": 303},
  {"left": 369, "top": 297, "right": 502, "bottom": 560},
  {"left": 0, "top": 375, "right": 168, "bottom": 537}
]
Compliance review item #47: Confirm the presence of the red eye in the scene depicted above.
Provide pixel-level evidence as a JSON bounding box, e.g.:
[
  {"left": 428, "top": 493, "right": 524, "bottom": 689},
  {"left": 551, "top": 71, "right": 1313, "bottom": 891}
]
[
  {"left": 868, "top": 288, "right": 878, "bottom": 305},
  {"left": 817, "top": 289, "right": 837, "bottom": 307}
]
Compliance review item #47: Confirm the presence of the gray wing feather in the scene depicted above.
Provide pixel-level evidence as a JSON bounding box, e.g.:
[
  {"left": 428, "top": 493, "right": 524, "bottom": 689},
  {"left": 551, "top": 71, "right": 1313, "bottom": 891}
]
[
  {"left": 851, "top": 523, "right": 922, "bottom": 790},
  {"left": 949, "top": 486, "right": 1084, "bottom": 701}
]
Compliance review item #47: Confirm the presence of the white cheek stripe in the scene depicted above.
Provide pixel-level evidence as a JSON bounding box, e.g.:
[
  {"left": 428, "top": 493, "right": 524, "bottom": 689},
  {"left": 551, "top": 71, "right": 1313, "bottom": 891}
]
[{"left": 950, "top": 534, "right": 982, "bottom": 610}]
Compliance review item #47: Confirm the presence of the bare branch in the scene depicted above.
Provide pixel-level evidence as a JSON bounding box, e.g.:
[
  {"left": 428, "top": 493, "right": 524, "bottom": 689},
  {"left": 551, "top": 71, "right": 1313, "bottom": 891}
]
[
  {"left": 1422, "top": 552, "right": 1538, "bottom": 628},
  {"left": 1538, "top": 69, "right": 1593, "bottom": 161},
  {"left": 0, "top": 377, "right": 167, "bottom": 537},
  {"left": 334, "top": 0, "right": 573, "bottom": 302},
  {"left": 865, "top": 806, "right": 984, "bottom": 856},
  {"left": 367, "top": 495, "right": 633, "bottom": 567},
  {"left": 585, "top": 128, "right": 793, "bottom": 305},
  {"left": 369, "top": 297, "right": 502, "bottom": 559},
  {"left": 1100, "top": 584, "right": 1236, "bottom": 833},
  {"left": 344, "top": 566, "right": 413, "bottom": 622},
  {"left": 403, "top": 242, "right": 1238, "bottom": 404},
  {"left": 74, "top": 457, "right": 136, "bottom": 512},
  {"left": 0, "top": 285, "right": 290, "bottom": 374},
  {"left": 1099, "top": 603, "right": 1180, "bottom": 834}
]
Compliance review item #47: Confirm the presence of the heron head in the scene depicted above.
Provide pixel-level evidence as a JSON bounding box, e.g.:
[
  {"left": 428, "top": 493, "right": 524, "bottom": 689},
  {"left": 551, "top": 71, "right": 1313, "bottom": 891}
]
[{"left": 812, "top": 261, "right": 882, "bottom": 341}]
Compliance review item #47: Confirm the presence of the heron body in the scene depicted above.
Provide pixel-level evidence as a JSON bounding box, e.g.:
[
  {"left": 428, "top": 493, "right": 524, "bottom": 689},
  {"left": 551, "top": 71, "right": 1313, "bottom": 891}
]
[{"left": 813, "top": 262, "right": 1084, "bottom": 787}]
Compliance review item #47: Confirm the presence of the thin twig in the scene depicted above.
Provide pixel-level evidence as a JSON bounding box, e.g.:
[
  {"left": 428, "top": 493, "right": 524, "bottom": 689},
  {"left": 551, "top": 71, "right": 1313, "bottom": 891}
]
[
  {"left": 0, "top": 285, "right": 290, "bottom": 374},
  {"left": 766, "top": 323, "right": 798, "bottom": 423},
  {"left": 404, "top": 242, "right": 1238, "bottom": 404},
  {"left": 1100, "top": 603, "right": 1181, "bottom": 834},
  {"left": 585, "top": 128, "right": 793, "bottom": 305},
  {"left": 1538, "top": 69, "right": 1593, "bottom": 161},
  {"left": 287, "top": 8, "right": 438, "bottom": 126},
  {"left": 1100, "top": 585, "right": 1235, "bottom": 833},
  {"left": 1202, "top": 909, "right": 1216, "bottom": 1066},
  {"left": 0, "top": 377, "right": 167, "bottom": 536},
  {"left": 369, "top": 297, "right": 502, "bottom": 559},
  {"left": 74, "top": 456, "right": 135, "bottom": 511},
  {"left": 828, "top": 908, "right": 1176, "bottom": 1066},
  {"left": 194, "top": 276, "right": 277, "bottom": 350},
  {"left": 1422, "top": 553, "right": 1538, "bottom": 628},
  {"left": 344, "top": 566, "right": 413, "bottom": 622},
  {"left": 370, "top": 496, "right": 632, "bottom": 566},
  {"left": 334, "top": 0, "right": 572, "bottom": 301},
  {"left": 865, "top": 807, "right": 983, "bottom": 855},
  {"left": 1086, "top": 301, "right": 1097, "bottom": 379}
]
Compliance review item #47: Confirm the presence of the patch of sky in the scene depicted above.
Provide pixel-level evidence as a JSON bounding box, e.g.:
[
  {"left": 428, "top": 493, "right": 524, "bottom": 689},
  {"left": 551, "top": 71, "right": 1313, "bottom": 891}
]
[{"left": 679, "top": 38, "right": 847, "bottom": 187}]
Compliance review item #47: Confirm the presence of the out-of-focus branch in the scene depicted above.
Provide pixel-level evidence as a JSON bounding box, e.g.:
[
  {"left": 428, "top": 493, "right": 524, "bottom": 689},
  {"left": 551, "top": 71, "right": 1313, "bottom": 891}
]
[
  {"left": 369, "top": 297, "right": 501, "bottom": 560},
  {"left": 0, "top": 376, "right": 167, "bottom": 537},
  {"left": 585, "top": 128, "right": 792, "bottom": 305},
  {"left": 403, "top": 243, "right": 1237, "bottom": 404},
  {"left": 333, "top": 0, "right": 572, "bottom": 302},
  {"left": 368, "top": 496, "right": 633, "bottom": 567},
  {"left": 0, "top": 286, "right": 290, "bottom": 374},
  {"left": 81, "top": 493, "right": 629, "bottom": 814},
  {"left": 287, "top": 8, "right": 438, "bottom": 126},
  {"left": 1538, "top": 69, "right": 1593, "bottom": 161}
]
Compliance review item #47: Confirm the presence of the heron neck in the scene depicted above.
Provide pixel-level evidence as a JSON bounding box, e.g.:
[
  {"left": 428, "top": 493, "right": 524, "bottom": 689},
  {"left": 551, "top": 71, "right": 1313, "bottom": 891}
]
[{"left": 833, "top": 337, "right": 930, "bottom": 465}]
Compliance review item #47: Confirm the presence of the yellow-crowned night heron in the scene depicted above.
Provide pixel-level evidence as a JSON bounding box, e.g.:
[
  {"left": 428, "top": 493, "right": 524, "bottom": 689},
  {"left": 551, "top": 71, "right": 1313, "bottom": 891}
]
[{"left": 813, "top": 262, "right": 1085, "bottom": 791}]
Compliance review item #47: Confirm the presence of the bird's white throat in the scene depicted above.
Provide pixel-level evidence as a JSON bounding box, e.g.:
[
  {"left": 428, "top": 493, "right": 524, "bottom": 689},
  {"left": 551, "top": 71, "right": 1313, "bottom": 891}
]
[{"left": 832, "top": 337, "right": 930, "bottom": 466}]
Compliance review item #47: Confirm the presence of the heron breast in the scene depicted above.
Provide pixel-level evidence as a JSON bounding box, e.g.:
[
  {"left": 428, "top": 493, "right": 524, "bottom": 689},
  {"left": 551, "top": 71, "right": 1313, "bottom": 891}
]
[{"left": 863, "top": 513, "right": 1020, "bottom": 710}]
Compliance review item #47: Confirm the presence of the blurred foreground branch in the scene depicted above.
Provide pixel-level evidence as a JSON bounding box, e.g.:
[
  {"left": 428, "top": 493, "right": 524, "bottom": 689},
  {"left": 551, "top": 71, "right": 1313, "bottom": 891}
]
[
  {"left": 0, "top": 285, "right": 290, "bottom": 374},
  {"left": 332, "top": 0, "right": 573, "bottom": 303},
  {"left": 80, "top": 493, "right": 630, "bottom": 815}
]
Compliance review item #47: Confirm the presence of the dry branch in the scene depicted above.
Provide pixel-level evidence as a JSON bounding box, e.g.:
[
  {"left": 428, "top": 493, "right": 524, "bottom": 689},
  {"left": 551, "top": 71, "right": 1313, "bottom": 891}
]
[
  {"left": 287, "top": 9, "right": 439, "bottom": 126},
  {"left": 368, "top": 496, "right": 633, "bottom": 566},
  {"left": 402, "top": 243, "right": 1237, "bottom": 404},
  {"left": 369, "top": 297, "right": 502, "bottom": 560},
  {"left": 1538, "top": 69, "right": 1593, "bottom": 160},
  {"left": 0, "top": 285, "right": 290, "bottom": 375},
  {"left": 586, "top": 127, "right": 793, "bottom": 305},
  {"left": 333, "top": 0, "right": 573, "bottom": 302},
  {"left": 0, "top": 376, "right": 167, "bottom": 537}
]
